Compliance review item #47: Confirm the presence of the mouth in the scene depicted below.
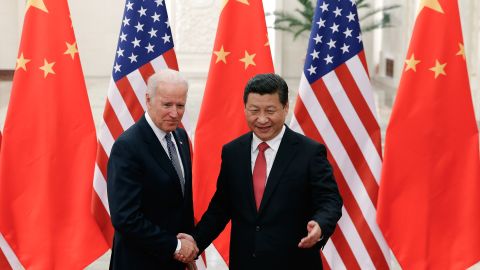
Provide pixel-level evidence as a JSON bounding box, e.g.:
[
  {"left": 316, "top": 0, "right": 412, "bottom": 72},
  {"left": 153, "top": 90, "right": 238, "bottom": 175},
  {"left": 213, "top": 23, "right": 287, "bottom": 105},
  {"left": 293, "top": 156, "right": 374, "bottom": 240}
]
[{"left": 256, "top": 126, "right": 271, "bottom": 132}]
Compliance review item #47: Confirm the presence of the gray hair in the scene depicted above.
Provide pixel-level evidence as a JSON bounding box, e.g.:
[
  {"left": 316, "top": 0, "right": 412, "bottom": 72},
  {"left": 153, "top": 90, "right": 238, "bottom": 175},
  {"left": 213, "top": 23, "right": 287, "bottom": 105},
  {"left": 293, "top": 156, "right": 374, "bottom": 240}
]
[{"left": 146, "top": 69, "right": 189, "bottom": 100}]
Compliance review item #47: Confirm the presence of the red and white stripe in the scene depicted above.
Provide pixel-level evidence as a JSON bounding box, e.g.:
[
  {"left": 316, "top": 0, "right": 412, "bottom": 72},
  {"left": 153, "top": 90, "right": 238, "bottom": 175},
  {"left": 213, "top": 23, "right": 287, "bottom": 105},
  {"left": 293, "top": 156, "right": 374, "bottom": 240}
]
[
  {"left": 91, "top": 49, "right": 193, "bottom": 245},
  {"left": 290, "top": 52, "right": 391, "bottom": 269}
]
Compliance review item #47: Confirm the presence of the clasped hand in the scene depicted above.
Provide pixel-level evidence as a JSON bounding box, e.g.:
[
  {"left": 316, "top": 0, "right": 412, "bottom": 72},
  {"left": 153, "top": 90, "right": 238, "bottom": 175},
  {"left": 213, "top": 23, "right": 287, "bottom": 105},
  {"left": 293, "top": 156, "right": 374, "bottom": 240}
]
[{"left": 174, "top": 233, "right": 198, "bottom": 266}]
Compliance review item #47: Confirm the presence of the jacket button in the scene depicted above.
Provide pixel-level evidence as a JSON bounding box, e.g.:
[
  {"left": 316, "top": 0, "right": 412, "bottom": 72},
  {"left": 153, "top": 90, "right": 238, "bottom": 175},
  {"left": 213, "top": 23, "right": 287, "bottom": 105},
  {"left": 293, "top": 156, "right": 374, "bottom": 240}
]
[
  {"left": 255, "top": 226, "right": 260, "bottom": 231},
  {"left": 252, "top": 253, "right": 256, "bottom": 258}
]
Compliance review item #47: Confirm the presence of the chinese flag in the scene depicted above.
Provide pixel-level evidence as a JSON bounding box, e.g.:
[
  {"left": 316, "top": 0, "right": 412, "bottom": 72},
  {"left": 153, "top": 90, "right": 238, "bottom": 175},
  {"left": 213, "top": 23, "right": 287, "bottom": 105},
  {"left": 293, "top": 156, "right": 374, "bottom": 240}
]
[
  {"left": 0, "top": 131, "right": 11, "bottom": 270},
  {"left": 193, "top": 0, "right": 273, "bottom": 265},
  {"left": 0, "top": 0, "right": 109, "bottom": 268},
  {"left": 377, "top": 0, "right": 480, "bottom": 269}
]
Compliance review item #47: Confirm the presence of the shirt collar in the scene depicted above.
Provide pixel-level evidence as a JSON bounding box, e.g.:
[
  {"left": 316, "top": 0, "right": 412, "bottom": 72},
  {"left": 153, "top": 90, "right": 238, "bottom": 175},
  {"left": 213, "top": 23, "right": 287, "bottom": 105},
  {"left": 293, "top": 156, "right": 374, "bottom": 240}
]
[
  {"left": 251, "top": 125, "right": 286, "bottom": 153},
  {"left": 145, "top": 112, "right": 168, "bottom": 141}
]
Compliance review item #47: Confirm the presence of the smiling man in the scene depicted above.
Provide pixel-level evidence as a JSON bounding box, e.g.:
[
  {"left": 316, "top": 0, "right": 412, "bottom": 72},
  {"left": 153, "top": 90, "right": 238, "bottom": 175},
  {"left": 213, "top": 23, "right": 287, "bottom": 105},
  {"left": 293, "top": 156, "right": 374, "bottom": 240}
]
[{"left": 187, "top": 73, "right": 343, "bottom": 270}]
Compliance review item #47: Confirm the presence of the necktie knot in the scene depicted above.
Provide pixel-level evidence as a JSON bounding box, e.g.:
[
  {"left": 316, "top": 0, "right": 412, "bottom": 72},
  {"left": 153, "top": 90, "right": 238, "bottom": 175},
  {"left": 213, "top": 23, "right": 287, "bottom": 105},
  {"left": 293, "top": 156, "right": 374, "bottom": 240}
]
[
  {"left": 258, "top": 142, "right": 269, "bottom": 153},
  {"left": 165, "top": 132, "right": 172, "bottom": 140}
]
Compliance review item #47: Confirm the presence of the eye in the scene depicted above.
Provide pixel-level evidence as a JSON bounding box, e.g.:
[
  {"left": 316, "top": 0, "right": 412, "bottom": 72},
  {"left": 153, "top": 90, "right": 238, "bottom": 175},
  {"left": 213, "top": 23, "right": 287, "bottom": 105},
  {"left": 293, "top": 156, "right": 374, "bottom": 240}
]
[{"left": 266, "top": 109, "right": 276, "bottom": 115}]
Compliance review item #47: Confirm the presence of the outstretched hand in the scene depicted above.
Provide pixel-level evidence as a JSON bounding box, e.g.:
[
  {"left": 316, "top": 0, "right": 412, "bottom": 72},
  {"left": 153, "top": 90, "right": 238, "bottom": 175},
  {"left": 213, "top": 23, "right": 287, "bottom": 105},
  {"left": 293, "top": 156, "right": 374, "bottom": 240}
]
[{"left": 298, "top": 220, "right": 322, "bottom": 248}]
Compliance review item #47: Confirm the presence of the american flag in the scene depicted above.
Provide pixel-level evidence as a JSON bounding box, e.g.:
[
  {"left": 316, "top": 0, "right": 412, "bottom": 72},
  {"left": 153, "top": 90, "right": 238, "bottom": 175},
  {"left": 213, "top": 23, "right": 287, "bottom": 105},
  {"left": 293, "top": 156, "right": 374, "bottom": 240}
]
[
  {"left": 92, "top": 0, "right": 192, "bottom": 245},
  {"left": 290, "top": 0, "right": 390, "bottom": 269}
]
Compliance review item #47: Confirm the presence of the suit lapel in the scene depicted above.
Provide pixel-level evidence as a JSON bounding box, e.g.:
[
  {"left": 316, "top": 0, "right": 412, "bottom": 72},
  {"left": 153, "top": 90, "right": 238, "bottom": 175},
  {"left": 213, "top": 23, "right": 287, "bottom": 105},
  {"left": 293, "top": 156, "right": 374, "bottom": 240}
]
[
  {"left": 238, "top": 133, "right": 258, "bottom": 214},
  {"left": 138, "top": 116, "right": 183, "bottom": 195},
  {"left": 258, "top": 127, "right": 298, "bottom": 215}
]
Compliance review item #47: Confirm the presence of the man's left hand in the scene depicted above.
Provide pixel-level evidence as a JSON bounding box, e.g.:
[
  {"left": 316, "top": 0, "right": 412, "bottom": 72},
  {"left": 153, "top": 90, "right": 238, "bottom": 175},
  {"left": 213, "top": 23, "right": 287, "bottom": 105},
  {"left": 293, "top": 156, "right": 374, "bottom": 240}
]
[{"left": 298, "top": 220, "right": 322, "bottom": 248}]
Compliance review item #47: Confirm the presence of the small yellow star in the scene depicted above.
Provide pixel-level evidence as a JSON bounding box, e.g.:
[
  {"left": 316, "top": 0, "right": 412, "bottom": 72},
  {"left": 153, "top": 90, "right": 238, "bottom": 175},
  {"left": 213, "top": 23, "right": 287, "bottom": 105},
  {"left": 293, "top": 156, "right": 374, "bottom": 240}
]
[
  {"left": 239, "top": 50, "right": 256, "bottom": 70},
  {"left": 39, "top": 59, "right": 56, "bottom": 78},
  {"left": 264, "top": 34, "right": 270, "bottom": 47},
  {"left": 456, "top": 43, "right": 465, "bottom": 60},
  {"left": 26, "top": 0, "right": 48, "bottom": 13},
  {"left": 236, "top": 0, "right": 249, "bottom": 5},
  {"left": 429, "top": 60, "right": 446, "bottom": 79},
  {"left": 64, "top": 42, "right": 79, "bottom": 60},
  {"left": 419, "top": 0, "right": 443, "bottom": 14},
  {"left": 213, "top": 45, "right": 230, "bottom": 64},
  {"left": 404, "top": 54, "right": 421, "bottom": 72},
  {"left": 16, "top": 53, "right": 31, "bottom": 71}
]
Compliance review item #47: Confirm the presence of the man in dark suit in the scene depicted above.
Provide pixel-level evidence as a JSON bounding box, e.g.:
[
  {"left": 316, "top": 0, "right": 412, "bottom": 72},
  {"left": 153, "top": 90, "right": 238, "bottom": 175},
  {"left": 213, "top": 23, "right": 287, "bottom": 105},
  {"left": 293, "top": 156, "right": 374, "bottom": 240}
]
[
  {"left": 185, "top": 73, "right": 342, "bottom": 270},
  {"left": 107, "top": 69, "right": 198, "bottom": 270}
]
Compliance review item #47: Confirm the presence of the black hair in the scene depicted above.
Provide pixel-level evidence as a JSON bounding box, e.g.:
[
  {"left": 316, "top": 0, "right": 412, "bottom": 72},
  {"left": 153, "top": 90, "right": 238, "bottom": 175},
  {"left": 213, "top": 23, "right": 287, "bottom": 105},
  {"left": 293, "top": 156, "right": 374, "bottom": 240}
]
[{"left": 243, "top": 73, "right": 288, "bottom": 107}]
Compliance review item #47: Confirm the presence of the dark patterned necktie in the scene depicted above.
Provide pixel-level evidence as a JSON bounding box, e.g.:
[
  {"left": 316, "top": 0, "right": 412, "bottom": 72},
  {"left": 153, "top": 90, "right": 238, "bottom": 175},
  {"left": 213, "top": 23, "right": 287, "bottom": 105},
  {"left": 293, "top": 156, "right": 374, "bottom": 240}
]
[{"left": 165, "top": 132, "right": 185, "bottom": 195}]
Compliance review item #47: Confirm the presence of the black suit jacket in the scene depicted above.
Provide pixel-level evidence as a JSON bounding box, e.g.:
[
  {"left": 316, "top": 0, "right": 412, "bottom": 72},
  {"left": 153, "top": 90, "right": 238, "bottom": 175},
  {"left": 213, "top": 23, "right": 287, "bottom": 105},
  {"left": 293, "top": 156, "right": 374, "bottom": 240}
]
[
  {"left": 194, "top": 126, "right": 342, "bottom": 270},
  {"left": 107, "top": 115, "right": 194, "bottom": 270}
]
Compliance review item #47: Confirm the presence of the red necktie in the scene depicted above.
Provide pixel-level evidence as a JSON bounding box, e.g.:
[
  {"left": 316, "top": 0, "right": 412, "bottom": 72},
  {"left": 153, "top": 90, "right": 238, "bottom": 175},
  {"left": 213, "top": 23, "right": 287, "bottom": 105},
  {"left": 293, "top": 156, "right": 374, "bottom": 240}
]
[{"left": 253, "top": 142, "right": 269, "bottom": 210}]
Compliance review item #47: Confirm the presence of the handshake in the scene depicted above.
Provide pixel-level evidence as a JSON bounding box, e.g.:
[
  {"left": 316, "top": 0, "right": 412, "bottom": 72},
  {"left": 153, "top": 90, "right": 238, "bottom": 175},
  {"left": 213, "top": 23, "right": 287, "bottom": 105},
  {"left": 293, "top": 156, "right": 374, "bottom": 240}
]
[{"left": 174, "top": 233, "right": 198, "bottom": 268}]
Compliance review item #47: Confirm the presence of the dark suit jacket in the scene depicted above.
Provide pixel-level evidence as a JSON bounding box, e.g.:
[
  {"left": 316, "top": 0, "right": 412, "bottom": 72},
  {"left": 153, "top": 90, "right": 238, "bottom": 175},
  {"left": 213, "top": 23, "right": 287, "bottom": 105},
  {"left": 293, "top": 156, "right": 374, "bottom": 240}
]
[
  {"left": 194, "top": 126, "right": 342, "bottom": 270},
  {"left": 107, "top": 115, "right": 194, "bottom": 270}
]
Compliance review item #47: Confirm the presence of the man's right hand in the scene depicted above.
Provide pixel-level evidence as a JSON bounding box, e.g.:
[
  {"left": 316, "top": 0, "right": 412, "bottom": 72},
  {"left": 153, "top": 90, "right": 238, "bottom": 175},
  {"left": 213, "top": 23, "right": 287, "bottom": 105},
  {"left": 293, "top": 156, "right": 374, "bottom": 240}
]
[{"left": 174, "top": 234, "right": 198, "bottom": 263}]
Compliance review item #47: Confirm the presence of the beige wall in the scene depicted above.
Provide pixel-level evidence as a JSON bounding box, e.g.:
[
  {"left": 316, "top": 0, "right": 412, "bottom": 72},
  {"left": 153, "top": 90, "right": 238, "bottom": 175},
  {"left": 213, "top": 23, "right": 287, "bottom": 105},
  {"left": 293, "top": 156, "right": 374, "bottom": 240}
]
[{"left": 0, "top": 0, "right": 20, "bottom": 70}]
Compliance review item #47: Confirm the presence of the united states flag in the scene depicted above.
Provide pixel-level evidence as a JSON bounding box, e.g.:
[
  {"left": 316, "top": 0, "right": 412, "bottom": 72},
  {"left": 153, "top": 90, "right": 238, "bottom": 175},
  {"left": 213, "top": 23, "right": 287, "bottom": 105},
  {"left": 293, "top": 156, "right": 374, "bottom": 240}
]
[
  {"left": 290, "top": 0, "right": 390, "bottom": 269},
  {"left": 92, "top": 0, "right": 192, "bottom": 245}
]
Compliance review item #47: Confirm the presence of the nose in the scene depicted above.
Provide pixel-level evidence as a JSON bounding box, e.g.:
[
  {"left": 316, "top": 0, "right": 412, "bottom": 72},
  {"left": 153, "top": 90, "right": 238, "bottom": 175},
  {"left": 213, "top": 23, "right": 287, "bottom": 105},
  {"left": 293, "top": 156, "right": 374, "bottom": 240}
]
[
  {"left": 168, "top": 106, "right": 180, "bottom": 118},
  {"left": 256, "top": 114, "right": 268, "bottom": 124}
]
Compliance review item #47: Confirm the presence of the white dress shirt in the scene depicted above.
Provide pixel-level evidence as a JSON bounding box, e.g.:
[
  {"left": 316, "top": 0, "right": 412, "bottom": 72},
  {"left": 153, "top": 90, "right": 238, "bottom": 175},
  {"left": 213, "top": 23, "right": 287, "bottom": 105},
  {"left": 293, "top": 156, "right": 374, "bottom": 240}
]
[{"left": 251, "top": 125, "right": 286, "bottom": 183}]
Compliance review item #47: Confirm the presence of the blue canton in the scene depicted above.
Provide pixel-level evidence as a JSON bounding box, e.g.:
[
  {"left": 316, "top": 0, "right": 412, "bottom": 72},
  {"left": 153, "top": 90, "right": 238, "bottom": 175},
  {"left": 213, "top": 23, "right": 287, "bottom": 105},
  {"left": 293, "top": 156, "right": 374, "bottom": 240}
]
[
  {"left": 112, "top": 0, "right": 173, "bottom": 81},
  {"left": 304, "top": 0, "right": 363, "bottom": 83}
]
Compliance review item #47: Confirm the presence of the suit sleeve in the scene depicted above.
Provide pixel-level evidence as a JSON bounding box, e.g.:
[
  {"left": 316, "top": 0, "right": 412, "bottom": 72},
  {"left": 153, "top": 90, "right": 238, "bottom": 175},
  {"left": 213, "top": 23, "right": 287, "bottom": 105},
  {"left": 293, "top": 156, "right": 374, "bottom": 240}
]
[
  {"left": 193, "top": 147, "right": 232, "bottom": 252},
  {"left": 107, "top": 138, "right": 177, "bottom": 261},
  {"left": 309, "top": 144, "right": 343, "bottom": 248}
]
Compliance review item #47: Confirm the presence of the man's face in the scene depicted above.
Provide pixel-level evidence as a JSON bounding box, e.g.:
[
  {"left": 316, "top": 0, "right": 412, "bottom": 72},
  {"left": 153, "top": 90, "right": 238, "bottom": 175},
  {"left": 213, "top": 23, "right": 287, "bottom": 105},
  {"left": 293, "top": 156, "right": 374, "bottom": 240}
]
[
  {"left": 245, "top": 92, "right": 288, "bottom": 141},
  {"left": 146, "top": 82, "right": 187, "bottom": 133}
]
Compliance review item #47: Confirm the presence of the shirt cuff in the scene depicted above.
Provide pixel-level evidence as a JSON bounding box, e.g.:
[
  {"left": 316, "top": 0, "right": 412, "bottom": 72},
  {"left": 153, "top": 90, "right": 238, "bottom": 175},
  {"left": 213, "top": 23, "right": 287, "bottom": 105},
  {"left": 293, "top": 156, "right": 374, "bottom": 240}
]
[{"left": 175, "top": 239, "right": 182, "bottom": 252}]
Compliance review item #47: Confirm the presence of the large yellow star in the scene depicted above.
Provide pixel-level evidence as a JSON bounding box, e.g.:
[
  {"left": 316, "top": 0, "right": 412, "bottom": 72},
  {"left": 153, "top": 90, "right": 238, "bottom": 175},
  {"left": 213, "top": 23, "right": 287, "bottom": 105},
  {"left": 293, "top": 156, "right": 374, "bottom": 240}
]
[
  {"left": 214, "top": 45, "right": 230, "bottom": 64},
  {"left": 429, "top": 60, "right": 446, "bottom": 79},
  {"left": 456, "top": 43, "right": 465, "bottom": 60},
  {"left": 239, "top": 50, "right": 256, "bottom": 70},
  {"left": 39, "top": 59, "right": 56, "bottom": 78},
  {"left": 236, "top": 0, "right": 249, "bottom": 5},
  {"left": 222, "top": 0, "right": 228, "bottom": 12},
  {"left": 404, "top": 54, "right": 421, "bottom": 72},
  {"left": 16, "top": 53, "right": 31, "bottom": 71},
  {"left": 419, "top": 0, "right": 444, "bottom": 14},
  {"left": 26, "top": 0, "right": 48, "bottom": 13},
  {"left": 64, "top": 42, "right": 79, "bottom": 60},
  {"left": 222, "top": 0, "right": 248, "bottom": 12}
]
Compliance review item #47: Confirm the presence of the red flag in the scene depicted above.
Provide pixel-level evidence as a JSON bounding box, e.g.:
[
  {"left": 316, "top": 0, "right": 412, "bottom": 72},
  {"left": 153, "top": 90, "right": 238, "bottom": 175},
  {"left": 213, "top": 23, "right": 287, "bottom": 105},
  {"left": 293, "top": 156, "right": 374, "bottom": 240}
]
[
  {"left": 0, "top": 132, "right": 12, "bottom": 270},
  {"left": 377, "top": 0, "right": 480, "bottom": 269},
  {"left": 0, "top": 0, "right": 109, "bottom": 268},
  {"left": 290, "top": 0, "right": 390, "bottom": 269},
  {"left": 193, "top": 0, "right": 273, "bottom": 265}
]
